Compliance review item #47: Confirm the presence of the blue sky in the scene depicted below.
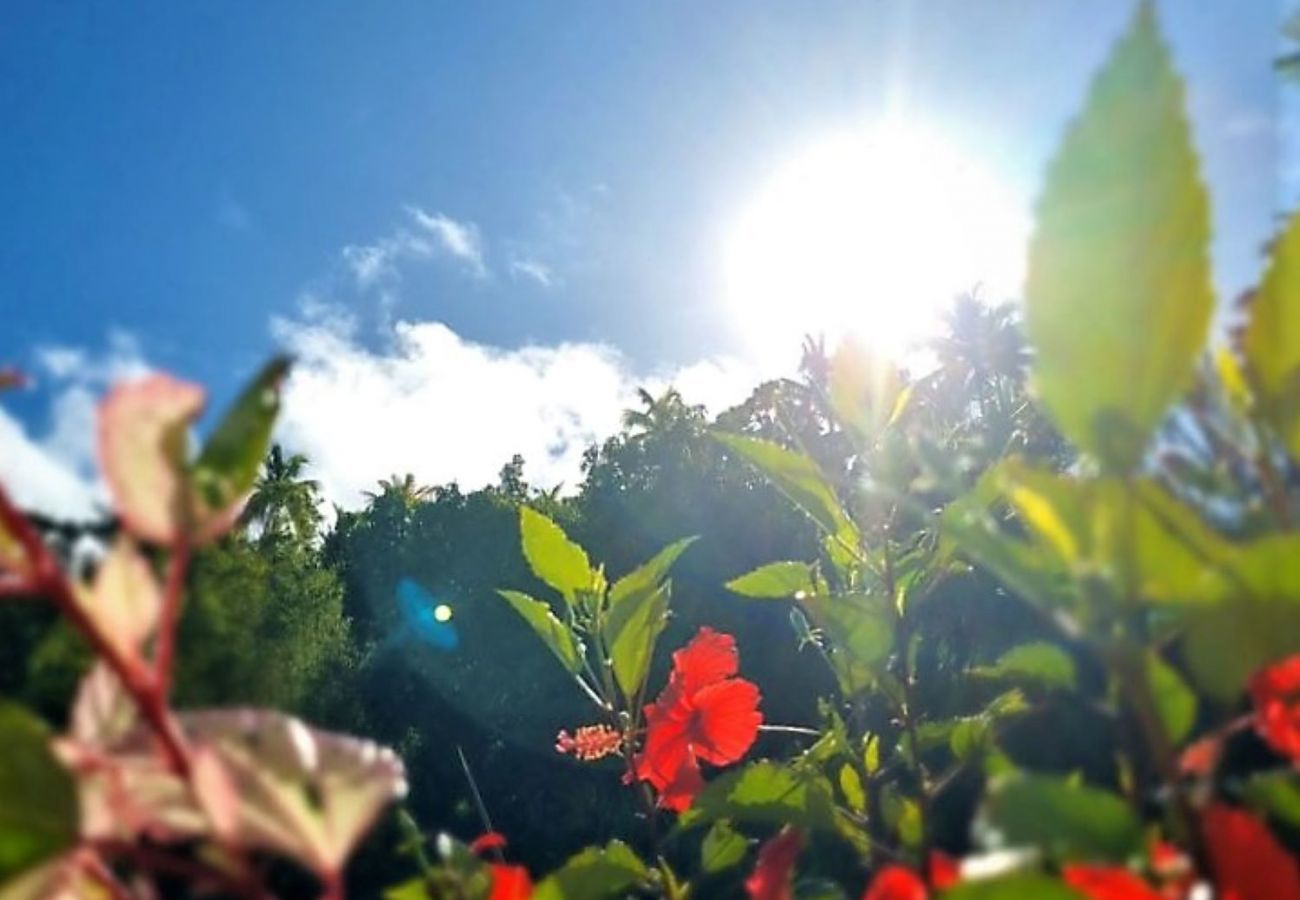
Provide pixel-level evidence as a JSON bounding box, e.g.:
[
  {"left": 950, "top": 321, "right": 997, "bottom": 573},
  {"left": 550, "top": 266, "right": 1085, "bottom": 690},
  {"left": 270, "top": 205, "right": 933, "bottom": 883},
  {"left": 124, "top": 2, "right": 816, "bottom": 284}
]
[{"left": 0, "top": 1, "right": 1295, "bottom": 514}]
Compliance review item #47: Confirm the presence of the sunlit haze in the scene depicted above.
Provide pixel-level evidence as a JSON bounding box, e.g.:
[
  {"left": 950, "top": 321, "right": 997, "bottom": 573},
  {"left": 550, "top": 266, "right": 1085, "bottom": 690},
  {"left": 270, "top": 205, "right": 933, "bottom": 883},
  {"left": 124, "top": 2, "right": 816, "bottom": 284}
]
[{"left": 722, "top": 124, "right": 1029, "bottom": 364}]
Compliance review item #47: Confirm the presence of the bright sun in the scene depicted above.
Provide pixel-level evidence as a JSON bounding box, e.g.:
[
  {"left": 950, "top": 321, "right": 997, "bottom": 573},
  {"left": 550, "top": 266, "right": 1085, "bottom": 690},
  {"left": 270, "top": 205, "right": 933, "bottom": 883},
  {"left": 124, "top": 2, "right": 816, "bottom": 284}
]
[{"left": 722, "top": 123, "right": 1029, "bottom": 363}]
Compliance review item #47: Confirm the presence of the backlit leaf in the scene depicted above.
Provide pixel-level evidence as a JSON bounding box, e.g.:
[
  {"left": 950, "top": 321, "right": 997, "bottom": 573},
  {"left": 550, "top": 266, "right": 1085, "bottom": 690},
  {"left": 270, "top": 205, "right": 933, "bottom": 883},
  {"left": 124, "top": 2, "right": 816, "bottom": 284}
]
[
  {"left": 602, "top": 582, "right": 669, "bottom": 699},
  {"left": 99, "top": 373, "right": 205, "bottom": 545},
  {"left": 1024, "top": 1, "right": 1213, "bottom": 469},
  {"left": 942, "top": 874, "right": 1084, "bottom": 900},
  {"left": 519, "top": 507, "right": 594, "bottom": 603},
  {"left": 1238, "top": 213, "right": 1300, "bottom": 458},
  {"left": 608, "top": 536, "right": 696, "bottom": 611},
  {"left": 713, "top": 432, "right": 860, "bottom": 552},
  {"left": 191, "top": 357, "right": 290, "bottom": 540},
  {"left": 726, "top": 561, "right": 815, "bottom": 599},
  {"left": 498, "top": 590, "right": 584, "bottom": 675}
]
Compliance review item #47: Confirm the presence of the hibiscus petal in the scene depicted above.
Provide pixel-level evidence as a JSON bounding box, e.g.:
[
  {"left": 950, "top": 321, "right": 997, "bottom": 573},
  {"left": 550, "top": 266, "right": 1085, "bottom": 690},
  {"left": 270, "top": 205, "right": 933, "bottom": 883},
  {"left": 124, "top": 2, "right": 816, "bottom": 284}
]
[
  {"left": 1204, "top": 803, "right": 1300, "bottom": 900},
  {"left": 1249, "top": 655, "right": 1300, "bottom": 760},
  {"left": 745, "top": 826, "right": 803, "bottom": 900},
  {"left": 862, "top": 864, "right": 927, "bottom": 900},
  {"left": 488, "top": 863, "right": 533, "bottom": 900},
  {"left": 634, "top": 705, "right": 692, "bottom": 792},
  {"left": 656, "top": 753, "right": 704, "bottom": 812},
  {"left": 673, "top": 627, "right": 740, "bottom": 693},
  {"left": 691, "top": 678, "right": 762, "bottom": 766}
]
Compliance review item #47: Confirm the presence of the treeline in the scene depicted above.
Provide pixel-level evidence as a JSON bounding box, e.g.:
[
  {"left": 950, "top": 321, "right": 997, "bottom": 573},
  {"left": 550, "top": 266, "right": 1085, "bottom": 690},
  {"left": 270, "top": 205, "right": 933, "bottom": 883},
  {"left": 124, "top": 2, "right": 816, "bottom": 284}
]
[{"left": 0, "top": 296, "right": 1055, "bottom": 884}]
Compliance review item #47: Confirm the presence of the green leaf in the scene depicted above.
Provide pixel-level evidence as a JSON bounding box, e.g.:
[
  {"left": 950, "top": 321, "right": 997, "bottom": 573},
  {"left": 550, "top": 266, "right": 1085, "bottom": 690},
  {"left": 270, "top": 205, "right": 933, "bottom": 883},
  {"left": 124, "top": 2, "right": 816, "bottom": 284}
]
[
  {"left": 679, "top": 761, "right": 864, "bottom": 851},
  {"left": 713, "top": 432, "right": 860, "bottom": 550},
  {"left": 941, "top": 875, "right": 1084, "bottom": 900},
  {"left": 193, "top": 357, "right": 290, "bottom": 519},
  {"left": 803, "top": 592, "right": 894, "bottom": 694},
  {"left": 519, "top": 508, "right": 594, "bottom": 603},
  {"left": 1146, "top": 652, "right": 1196, "bottom": 745},
  {"left": 532, "top": 840, "right": 649, "bottom": 900},
  {"left": 700, "top": 820, "right": 748, "bottom": 874},
  {"left": 497, "top": 590, "right": 584, "bottom": 675},
  {"left": 1024, "top": 2, "right": 1213, "bottom": 469},
  {"left": 1243, "top": 771, "right": 1300, "bottom": 830},
  {"left": 978, "top": 775, "right": 1142, "bottom": 863},
  {"left": 726, "top": 561, "right": 815, "bottom": 599},
  {"left": 837, "top": 764, "right": 865, "bottom": 813},
  {"left": 608, "top": 536, "right": 696, "bottom": 611},
  {"left": 1238, "top": 213, "right": 1300, "bottom": 458},
  {"left": 602, "top": 582, "right": 670, "bottom": 699},
  {"left": 974, "top": 642, "right": 1076, "bottom": 691},
  {"left": 0, "top": 703, "right": 78, "bottom": 881},
  {"left": 1182, "top": 599, "right": 1300, "bottom": 702}
]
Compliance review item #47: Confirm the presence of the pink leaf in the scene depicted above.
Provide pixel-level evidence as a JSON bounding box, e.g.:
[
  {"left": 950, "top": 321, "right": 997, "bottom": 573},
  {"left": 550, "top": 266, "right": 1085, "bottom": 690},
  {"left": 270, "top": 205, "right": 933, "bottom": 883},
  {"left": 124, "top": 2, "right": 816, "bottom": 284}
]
[
  {"left": 74, "top": 538, "right": 160, "bottom": 664},
  {"left": 179, "top": 709, "right": 408, "bottom": 877},
  {"left": 99, "top": 374, "right": 205, "bottom": 546}
]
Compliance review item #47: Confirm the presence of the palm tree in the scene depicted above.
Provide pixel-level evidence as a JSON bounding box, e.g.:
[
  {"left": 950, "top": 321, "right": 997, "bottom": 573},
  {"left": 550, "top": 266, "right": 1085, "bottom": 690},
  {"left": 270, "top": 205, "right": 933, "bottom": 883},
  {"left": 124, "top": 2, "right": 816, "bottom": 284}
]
[
  {"left": 621, "top": 387, "right": 699, "bottom": 438},
  {"left": 364, "top": 473, "right": 434, "bottom": 512},
  {"left": 242, "top": 445, "right": 323, "bottom": 544}
]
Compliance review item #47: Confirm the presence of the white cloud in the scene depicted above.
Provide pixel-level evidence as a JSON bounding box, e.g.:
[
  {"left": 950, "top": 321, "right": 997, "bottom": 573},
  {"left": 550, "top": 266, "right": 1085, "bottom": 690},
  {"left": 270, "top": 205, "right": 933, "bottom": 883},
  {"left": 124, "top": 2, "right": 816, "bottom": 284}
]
[
  {"left": 0, "top": 332, "right": 150, "bottom": 519},
  {"left": 508, "top": 257, "right": 554, "bottom": 288},
  {"left": 342, "top": 208, "right": 487, "bottom": 288},
  {"left": 272, "top": 312, "right": 765, "bottom": 510}
]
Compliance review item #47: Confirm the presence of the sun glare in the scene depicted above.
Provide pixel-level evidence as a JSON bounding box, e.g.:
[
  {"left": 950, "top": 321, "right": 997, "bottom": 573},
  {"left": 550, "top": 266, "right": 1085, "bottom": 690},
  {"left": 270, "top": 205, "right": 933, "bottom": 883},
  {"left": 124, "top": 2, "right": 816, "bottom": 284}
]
[{"left": 722, "top": 124, "right": 1028, "bottom": 363}]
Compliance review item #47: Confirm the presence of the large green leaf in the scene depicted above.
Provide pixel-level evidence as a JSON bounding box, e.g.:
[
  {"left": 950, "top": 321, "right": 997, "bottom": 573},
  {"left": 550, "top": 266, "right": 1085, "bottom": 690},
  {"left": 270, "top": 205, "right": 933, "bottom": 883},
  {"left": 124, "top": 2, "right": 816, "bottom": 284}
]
[
  {"left": 700, "top": 820, "right": 748, "bottom": 874},
  {"left": 973, "top": 642, "right": 1076, "bottom": 691},
  {"left": 607, "top": 536, "right": 696, "bottom": 611},
  {"left": 498, "top": 590, "right": 584, "bottom": 675},
  {"left": 1238, "top": 213, "right": 1300, "bottom": 458},
  {"left": 978, "top": 775, "right": 1142, "bottom": 863},
  {"left": 1024, "top": 1, "right": 1213, "bottom": 470},
  {"left": 532, "top": 841, "right": 648, "bottom": 900},
  {"left": 1182, "top": 599, "right": 1300, "bottom": 702},
  {"left": 726, "top": 561, "right": 815, "bottom": 599},
  {"left": 713, "top": 432, "right": 860, "bottom": 551},
  {"left": 0, "top": 703, "right": 78, "bottom": 881},
  {"left": 519, "top": 508, "right": 594, "bottom": 603},
  {"left": 602, "top": 582, "right": 670, "bottom": 699},
  {"left": 193, "top": 356, "right": 290, "bottom": 521}
]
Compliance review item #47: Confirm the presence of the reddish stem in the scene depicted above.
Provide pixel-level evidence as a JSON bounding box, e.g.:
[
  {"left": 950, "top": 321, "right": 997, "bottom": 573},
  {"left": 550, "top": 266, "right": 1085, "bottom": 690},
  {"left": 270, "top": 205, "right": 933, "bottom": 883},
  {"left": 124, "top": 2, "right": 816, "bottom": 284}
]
[
  {"left": 154, "top": 538, "right": 191, "bottom": 696},
  {"left": 0, "top": 487, "right": 192, "bottom": 776}
]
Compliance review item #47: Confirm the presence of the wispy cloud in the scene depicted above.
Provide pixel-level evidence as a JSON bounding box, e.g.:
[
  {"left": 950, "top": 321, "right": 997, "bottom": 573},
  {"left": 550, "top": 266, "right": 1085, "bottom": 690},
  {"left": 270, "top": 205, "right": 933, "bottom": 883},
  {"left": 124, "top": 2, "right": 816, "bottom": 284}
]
[
  {"left": 341, "top": 207, "right": 487, "bottom": 288},
  {"left": 509, "top": 256, "right": 554, "bottom": 288},
  {"left": 271, "top": 309, "right": 763, "bottom": 509}
]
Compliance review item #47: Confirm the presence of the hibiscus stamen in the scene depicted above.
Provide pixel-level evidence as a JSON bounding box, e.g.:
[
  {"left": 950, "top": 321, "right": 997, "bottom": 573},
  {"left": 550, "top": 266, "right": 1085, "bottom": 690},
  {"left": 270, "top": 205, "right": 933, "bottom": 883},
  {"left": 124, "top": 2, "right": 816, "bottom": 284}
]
[{"left": 555, "top": 724, "right": 622, "bottom": 761}]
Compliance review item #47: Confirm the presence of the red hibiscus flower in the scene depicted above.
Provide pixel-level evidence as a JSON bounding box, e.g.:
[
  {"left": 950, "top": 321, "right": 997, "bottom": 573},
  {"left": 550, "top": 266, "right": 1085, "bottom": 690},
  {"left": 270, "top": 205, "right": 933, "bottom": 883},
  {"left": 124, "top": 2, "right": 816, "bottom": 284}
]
[
  {"left": 1249, "top": 655, "right": 1300, "bottom": 760},
  {"left": 746, "top": 827, "right": 804, "bottom": 900},
  {"left": 1204, "top": 803, "right": 1300, "bottom": 900},
  {"left": 1061, "top": 866, "right": 1162, "bottom": 900},
  {"left": 862, "top": 865, "right": 927, "bottom": 900},
  {"left": 634, "top": 627, "right": 762, "bottom": 811}
]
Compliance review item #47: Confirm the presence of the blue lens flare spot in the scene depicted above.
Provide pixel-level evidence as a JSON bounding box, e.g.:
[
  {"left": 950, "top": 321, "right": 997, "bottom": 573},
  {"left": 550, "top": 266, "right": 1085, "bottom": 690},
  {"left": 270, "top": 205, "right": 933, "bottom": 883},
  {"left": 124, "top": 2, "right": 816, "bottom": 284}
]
[{"left": 396, "top": 577, "right": 460, "bottom": 651}]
